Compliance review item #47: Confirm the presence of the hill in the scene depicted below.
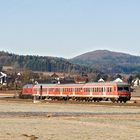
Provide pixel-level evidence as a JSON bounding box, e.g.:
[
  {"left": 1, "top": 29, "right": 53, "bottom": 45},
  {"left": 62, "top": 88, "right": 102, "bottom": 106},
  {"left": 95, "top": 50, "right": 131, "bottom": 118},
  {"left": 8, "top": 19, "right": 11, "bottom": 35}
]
[
  {"left": 70, "top": 50, "right": 140, "bottom": 74},
  {"left": 0, "top": 51, "right": 95, "bottom": 74}
]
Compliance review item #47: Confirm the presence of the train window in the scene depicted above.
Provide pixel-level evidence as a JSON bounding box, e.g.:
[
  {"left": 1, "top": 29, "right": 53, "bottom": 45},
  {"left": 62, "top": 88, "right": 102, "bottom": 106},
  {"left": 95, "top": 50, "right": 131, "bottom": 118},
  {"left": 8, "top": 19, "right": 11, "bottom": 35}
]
[
  {"left": 118, "top": 87, "right": 129, "bottom": 91},
  {"left": 48, "top": 88, "right": 51, "bottom": 92},
  {"left": 66, "top": 88, "right": 68, "bottom": 92},
  {"left": 124, "top": 87, "right": 129, "bottom": 91},
  {"left": 98, "top": 88, "right": 103, "bottom": 92},
  {"left": 107, "top": 87, "right": 112, "bottom": 92},
  {"left": 95, "top": 88, "right": 97, "bottom": 92},
  {"left": 107, "top": 88, "right": 109, "bottom": 92},
  {"left": 50, "top": 88, "right": 54, "bottom": 92},
  {"left": 75, "top": 88, "right": 81, "bottom": 92},
  {"left": 86, "top": 88, "right": 90, "bottom": 92},
  {"left": 101, "top": 88, "right": 103, "bottom": 92},
  {"left": 67, "top": 88, "right": 72, "bottom": 92},
  {"left": 63, "top": 88, "right": 66, "bottom": 92},
  {"left": 55, "top": 88, "right": 60, "bottom": 92},
  {"left": 77, "top": 88, "right": 79, "bottom": 92},
  {"left": 118, "top": 87, "right": 123, "bottom": 91}
]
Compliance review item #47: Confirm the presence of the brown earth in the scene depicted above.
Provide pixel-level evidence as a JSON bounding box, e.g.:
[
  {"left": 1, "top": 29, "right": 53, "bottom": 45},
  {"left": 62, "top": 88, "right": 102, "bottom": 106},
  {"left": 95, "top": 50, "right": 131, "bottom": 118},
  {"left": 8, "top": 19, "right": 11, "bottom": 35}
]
[
  {"left": 0, "top": 99, "right": 140, "bottom": 140},
  {"left": 0, "top": 88, "right": 140, "bottom": 140}
]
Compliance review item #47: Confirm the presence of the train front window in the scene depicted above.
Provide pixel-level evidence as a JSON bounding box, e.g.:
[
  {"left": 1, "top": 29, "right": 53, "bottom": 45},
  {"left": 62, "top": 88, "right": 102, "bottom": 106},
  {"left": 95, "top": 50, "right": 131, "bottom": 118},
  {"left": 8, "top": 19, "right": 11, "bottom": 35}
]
[
  {"left": 124, "top": 87, "right": 129, "bottom": 91},
  {"left": 118, "top": 86, "right": 129, "bottom": 91}
]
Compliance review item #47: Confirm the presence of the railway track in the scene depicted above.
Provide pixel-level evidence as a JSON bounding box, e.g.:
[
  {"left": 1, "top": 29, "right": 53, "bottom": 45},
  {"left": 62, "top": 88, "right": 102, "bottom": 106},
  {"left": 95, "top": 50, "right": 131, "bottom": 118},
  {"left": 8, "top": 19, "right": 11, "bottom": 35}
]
[
  {"left": 0, "top": 111, "right": 140, "bottom": 118},
  {"left": 0, "top": 96, "right": 140, "bottom": 107}
]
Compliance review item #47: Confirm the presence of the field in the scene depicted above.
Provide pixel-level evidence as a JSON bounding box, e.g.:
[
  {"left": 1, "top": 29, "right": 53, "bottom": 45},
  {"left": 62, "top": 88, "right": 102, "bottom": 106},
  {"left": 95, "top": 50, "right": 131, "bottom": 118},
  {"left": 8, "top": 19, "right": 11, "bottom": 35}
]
[{"left": 0, "top": 89, "right": 140, "bottom": 140}]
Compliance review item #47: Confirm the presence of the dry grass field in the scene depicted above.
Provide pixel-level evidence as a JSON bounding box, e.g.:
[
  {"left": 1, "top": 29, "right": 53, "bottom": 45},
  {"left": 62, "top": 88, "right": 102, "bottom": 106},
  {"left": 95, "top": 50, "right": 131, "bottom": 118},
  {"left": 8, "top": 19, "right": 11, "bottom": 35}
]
[
  {"left": 0, "top": 99, "right": 140, "bottom": 140},
  {"left": 0, "top": 87, "right": 140, "bottom": 140}
]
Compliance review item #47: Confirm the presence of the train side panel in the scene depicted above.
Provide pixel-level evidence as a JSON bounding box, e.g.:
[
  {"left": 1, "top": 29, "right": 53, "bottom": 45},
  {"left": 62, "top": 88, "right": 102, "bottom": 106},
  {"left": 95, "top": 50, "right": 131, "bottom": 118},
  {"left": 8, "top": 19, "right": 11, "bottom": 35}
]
[{"left": 21, "top": 82, "right": 131, "bottom": 102}]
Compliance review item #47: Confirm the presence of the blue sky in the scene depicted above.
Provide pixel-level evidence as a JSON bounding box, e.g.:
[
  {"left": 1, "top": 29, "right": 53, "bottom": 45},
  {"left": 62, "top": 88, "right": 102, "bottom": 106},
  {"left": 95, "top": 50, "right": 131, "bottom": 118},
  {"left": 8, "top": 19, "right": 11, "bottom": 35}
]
[{"left": 0, "top": 0, "right": 140, "bottom": 58}]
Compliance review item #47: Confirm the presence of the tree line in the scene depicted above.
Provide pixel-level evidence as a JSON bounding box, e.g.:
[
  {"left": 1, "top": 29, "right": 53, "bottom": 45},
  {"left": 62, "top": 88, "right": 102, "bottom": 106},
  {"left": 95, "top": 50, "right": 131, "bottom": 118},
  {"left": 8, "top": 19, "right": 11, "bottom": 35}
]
[{"left": 0, "top": 51, "right": 96, "bottom": 74}]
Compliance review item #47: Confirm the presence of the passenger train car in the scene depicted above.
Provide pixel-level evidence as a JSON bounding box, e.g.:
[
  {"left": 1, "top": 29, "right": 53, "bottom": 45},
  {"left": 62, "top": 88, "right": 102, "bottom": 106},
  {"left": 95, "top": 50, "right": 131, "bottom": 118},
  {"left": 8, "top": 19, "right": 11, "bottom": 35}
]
[{"left": 21, "top": 82, "right": 131, "bottom": 103}]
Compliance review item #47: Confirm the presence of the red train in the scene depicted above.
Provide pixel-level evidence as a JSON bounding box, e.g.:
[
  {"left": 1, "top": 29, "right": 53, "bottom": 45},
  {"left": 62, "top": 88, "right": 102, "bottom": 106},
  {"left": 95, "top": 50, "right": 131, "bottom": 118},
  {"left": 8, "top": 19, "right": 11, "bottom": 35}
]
[{"left": 21, "top": 82, "right": 131, "bottom": 103}]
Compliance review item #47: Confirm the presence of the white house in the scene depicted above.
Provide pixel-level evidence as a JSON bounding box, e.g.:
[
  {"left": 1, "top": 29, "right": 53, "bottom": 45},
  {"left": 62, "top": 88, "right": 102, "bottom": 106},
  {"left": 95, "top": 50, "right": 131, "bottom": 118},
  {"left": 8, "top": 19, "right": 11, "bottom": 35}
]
[
  {"left": 114, "top": 78, "right": 123, "bottom": 83},
  {"left": 0, "top": 72, "right": 7, "bottom": 84},
  {"left": 98, "top": 78, "right": 104, "bottom": 82},
  {"left": 133, "top": 78, "right": 140, "bottom": 86}
]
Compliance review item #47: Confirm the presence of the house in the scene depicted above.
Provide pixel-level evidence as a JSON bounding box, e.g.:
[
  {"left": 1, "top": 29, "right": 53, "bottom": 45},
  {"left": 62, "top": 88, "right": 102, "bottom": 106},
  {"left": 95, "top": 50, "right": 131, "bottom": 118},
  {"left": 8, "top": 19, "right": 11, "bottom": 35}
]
[
  {"left": 51, "top": 73, "right": 60, "bottom": 84},
  {"left": 114, "top": 78, "right": 123, "bottom": 83},
  {"left": 98, "top": 78, "right": 104, "bottom": 82},
  {"left": 132, "top": 78, "right": 140, "bottom": 86},
  {"left": 0, "top": 72, "right": 7, "bottom": 84},
  {"left": 2, "top": 66, "right": 14, "bottom": 72},
  {"left": 74, "top": 75, "right": 88, "bottom": 84}
]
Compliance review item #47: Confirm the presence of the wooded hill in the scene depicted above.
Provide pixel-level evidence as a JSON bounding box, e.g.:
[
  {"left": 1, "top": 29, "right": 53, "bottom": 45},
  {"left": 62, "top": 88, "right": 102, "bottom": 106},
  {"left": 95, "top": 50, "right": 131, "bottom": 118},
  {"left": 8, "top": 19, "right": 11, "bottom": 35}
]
[
  {"left": 0, "top": 51, "right": 95, "bottom": 74},
  {"left": 1, "top": 50, "right": 140, "bottom": 75},
  {"left": 70, "top": 50, "right": 140, "bottom": 74}
]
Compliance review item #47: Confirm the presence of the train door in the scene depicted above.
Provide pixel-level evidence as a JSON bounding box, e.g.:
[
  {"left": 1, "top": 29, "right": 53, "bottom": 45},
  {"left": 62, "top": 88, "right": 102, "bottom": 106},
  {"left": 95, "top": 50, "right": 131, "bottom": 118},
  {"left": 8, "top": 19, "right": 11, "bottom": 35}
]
[
  {"left": 103, "top": 87, "right": 106, "bottom": 96},
  {"left": 60, "top": 87, "right": 63, "bottom": 96},
  {"left": 37, "top": 86, "right": 40, "bottom": 95},
  {"left": 72, "top": 88, "right": 75, "bottom": 96}
]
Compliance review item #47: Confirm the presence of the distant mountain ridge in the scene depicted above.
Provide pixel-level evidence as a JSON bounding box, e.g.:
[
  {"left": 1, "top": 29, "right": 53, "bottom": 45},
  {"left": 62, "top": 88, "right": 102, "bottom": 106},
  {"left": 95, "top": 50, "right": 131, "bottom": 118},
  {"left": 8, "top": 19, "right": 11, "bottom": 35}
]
[
  {"left": 70, "top": 50, "right": 140, "bottom": 74},
  {"left": 0, "top": 51, "right": 95, "bottom": 74},
  {"left": 1, "top": 50, "right": 140, "bottom": 74}
]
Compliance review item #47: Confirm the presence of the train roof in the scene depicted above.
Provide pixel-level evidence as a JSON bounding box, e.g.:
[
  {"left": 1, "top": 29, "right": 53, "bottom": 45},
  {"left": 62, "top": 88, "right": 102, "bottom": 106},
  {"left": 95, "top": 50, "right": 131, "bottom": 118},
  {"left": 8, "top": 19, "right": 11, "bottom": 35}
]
[{"left": 31, "top": 82, "right": 129, "bottom": 88}]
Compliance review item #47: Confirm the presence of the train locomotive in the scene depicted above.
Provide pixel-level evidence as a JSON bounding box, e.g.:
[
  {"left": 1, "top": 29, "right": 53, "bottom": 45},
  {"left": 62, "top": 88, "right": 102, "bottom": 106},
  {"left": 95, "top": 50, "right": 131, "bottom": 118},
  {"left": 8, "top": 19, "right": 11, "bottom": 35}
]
[{"left": 21, "top": 82, "right": 131, "bottom": 103}]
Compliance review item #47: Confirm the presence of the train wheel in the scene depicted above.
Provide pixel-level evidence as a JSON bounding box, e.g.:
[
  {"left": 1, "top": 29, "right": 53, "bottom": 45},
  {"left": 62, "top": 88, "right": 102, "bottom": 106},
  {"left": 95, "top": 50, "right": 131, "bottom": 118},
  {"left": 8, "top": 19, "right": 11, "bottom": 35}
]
[
  {"left": 93, "top": 99, "right": 97, "bottom": 102},
  {"left": 120, "top": 100, "right": 122, "bottom": 103},
  {"left": 123, "top": 99, "right": 127, "bottom": 103},
  {"left": 110, "top": 98, "right": 115, "bottom": 103}
]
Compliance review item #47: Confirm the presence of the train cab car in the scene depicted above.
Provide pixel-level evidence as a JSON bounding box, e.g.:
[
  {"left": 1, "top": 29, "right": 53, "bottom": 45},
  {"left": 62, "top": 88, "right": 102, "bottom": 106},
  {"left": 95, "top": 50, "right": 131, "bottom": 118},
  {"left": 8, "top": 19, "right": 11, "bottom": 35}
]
[
  {"left": 21, "top": 84, "right": 34, "bottom": 98},
  {"left": 21, "top": 82, "right": 131, "bottom": 103},
  {"left": 116, "top": 83, "right": 131, "bottom": 102}
]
